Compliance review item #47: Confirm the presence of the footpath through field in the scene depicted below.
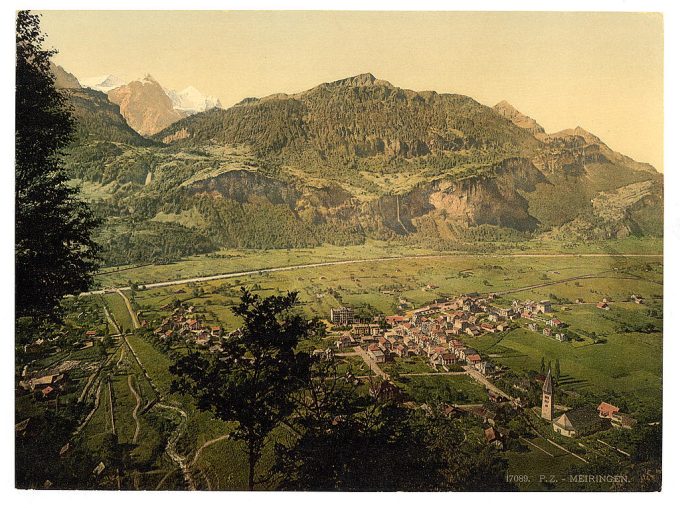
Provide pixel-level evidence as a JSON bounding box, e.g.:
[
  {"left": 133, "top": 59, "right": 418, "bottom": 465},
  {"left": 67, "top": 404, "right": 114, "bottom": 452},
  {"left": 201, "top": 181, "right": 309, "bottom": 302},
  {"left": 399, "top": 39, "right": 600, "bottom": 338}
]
[{"left": 109, "top": 289, "right": 198, "bottom": 490}]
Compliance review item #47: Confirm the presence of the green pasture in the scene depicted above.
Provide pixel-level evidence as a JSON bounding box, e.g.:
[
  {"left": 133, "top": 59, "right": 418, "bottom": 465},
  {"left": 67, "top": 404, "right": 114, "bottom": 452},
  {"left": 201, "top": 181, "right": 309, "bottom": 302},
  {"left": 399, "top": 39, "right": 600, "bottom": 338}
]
[
  {"left": 94, "top": 237, "right": 662, "bottom": 288},
  {"left": 102, "top": 293, "right": 134, "bottom": 333},
  {"left": 397, "top": 375, "right": 489, "bottom": 404}
]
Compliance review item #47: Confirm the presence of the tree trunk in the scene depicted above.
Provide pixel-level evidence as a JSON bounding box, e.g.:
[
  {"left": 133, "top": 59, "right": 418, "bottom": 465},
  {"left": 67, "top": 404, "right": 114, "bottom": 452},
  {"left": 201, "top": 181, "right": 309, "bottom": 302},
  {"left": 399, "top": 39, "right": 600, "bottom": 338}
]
[{"left": 248, "top": 444, "right": 256, "bottom": 491}]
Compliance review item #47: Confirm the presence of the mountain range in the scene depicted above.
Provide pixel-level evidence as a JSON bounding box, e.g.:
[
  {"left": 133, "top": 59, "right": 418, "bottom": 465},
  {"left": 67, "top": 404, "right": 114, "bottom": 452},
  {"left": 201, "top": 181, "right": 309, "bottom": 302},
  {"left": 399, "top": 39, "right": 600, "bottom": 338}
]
[
  {"left": 65, "top": 72, "right": 222, "bottom": 135},
  {"left": 52, "top": 67, "right": 663, "bottom": 265}
]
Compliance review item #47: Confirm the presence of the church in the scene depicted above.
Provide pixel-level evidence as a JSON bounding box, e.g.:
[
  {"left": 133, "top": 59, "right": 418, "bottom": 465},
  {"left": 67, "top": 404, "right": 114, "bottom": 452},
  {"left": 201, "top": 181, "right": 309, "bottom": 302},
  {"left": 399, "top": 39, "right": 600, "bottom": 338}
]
[{"left": 541, "top": 369, "right": 606, "bottom": 438}]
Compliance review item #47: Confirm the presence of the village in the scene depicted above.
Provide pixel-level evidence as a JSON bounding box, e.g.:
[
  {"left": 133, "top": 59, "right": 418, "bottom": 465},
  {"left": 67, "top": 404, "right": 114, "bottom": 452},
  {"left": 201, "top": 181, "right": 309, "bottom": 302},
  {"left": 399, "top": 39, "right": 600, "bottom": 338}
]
[
  {"left": 14, "top": 285, "right": 650, "bottom": 489},
  {"left": 324, "top": 292, "right": 639, "bottom": 446},
  {"left": 17, "top": 289, "right": 641, "bottom": 451}
]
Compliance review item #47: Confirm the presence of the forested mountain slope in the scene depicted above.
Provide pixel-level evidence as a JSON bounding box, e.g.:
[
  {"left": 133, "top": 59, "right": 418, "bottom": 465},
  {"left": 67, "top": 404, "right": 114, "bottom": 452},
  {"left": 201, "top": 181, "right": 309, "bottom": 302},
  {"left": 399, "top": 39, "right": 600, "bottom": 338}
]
[{"left": 58, "top": 71, "right": 663, "bottom": 265}]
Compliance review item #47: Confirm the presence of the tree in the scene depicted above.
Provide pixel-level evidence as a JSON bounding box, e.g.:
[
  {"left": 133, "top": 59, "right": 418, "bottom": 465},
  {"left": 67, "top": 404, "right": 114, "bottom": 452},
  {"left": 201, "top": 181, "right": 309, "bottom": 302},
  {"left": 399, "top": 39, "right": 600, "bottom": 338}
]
[
  {"left": 274, "top": 357, "right": 444, "bottom": 491},
  {"left": 16, "top": 11, "right": 100, "bottom": 322},
  {"left": 540, "top": 356, "right": 545, "bottom": 374},
  {"left": 170, "top": 289, "right": 315, "bottom": 490},
  {"left": 274, "top": 354, "right": 513, "bottom": 491},
  {"left": 555, "top": 358, "right": 561, "bottom": 384}
]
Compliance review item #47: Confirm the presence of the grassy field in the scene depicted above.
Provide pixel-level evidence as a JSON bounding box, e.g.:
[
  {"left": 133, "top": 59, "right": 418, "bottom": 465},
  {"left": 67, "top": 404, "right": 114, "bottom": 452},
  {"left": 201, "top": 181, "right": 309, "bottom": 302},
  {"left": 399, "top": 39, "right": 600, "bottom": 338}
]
[
  {"left": 69, "top": 244, "right": 663, "bottom": 490},
  {"left": 132, "top": 253, "right": 662, "bottom": 329},
  {"left": 73, "top": 341, "right": 172, "bottom": 485},
  {"left": 94, "top": 237, "right": 663, "bottom": 288},
  {"left": 396, "top": 375, "right": 489, "bottom": 404},
  {"left": 127, "top": 252, "right": 662, "bottom": 416},
  {"left": 102, "top": 293, "right": 134, "bottom": 333},
  {"left": 383, "top": 356, "right": 434, "bottom": 376},
  {"left": 504, "top": 435, "right": 584, "bottom": 492}
]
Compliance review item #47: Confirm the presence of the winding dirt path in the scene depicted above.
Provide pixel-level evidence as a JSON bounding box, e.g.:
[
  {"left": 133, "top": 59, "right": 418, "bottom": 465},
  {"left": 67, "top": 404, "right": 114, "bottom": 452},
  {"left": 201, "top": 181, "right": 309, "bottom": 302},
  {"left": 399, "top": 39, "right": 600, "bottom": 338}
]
[
  {"left": 156, "top": 402, "right": 195, "bottom": 490},
  {"left": 116, "top": 295, "right": 196, "bottom": 491},
  {"left": 190, "top": 434, "right": 231, "bottom": 468},
  {"left": 128, "top": 374, "right": 142, "bottom": 444}
]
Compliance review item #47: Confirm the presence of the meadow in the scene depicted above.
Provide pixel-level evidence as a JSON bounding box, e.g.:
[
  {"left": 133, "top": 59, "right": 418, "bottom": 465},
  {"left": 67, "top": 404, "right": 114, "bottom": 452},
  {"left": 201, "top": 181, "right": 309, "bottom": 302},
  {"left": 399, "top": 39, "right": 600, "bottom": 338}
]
[
  {"left": 94, "top": 237, "right": 663, "bottom": 289},
  {"left": 67, "top": 245, "right": 663, "bottom": 490}
]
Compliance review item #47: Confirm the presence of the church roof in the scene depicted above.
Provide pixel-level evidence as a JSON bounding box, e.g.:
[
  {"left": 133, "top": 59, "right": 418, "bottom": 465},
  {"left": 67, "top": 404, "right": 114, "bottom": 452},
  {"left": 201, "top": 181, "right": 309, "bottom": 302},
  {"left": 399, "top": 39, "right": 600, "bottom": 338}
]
[
  {"left": 553, "top": 407, "right": 605, "bottom": 435},
  {"left": 542, "top": 369, "right": 553, "bottom": 395}
]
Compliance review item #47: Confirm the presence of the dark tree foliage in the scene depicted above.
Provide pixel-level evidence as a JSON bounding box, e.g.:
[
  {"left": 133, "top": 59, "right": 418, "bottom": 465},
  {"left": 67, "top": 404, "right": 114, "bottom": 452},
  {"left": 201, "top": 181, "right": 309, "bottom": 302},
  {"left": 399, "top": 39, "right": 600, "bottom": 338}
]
[
  {"left": 274, "top": 355, "right": 513, "bottom": 491},
  {"left": 567, "top": 424, "right": 662, "bottom": 492},
  {"left": 16, "top": 408, "right": 99, "bottom": 489},
  {"left": 16, "top": 11, "right": 100, "bottom": 321},
  {"left": 170, "top": 289, "right": 315, "bottom": 490}
]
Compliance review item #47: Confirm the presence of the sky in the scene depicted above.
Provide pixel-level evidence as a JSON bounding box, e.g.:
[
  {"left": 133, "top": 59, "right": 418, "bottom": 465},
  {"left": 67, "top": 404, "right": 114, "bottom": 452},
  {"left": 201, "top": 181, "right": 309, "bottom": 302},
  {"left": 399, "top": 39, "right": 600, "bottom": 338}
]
[{"left": 39, "top": 10, "right": 664, "bottom": 171}]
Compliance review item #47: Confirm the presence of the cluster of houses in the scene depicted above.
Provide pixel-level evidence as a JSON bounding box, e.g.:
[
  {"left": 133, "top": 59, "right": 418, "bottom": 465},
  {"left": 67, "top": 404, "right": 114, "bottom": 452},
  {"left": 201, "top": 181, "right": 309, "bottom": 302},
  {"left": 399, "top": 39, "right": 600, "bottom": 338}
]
[
  {"left": 22, "top": 329, "right": 100, "bottom": 356},
  {"left": 152, "top": 304, "right": 223, "bottom": 352},
  {"left": 333, "top": 294, "right": 532, "bottom": 373},
  {"left": 18, "top": 328, "right": 106, "bottom": 400},
  {"left": 18, "top": 372, "right": 68, "bottom": 399},
  {"left": 18, "top": 358, "right": 82, "bottom": 400},
  {"left": 335, "top": 315, "right": 490, "bottom": 371}
]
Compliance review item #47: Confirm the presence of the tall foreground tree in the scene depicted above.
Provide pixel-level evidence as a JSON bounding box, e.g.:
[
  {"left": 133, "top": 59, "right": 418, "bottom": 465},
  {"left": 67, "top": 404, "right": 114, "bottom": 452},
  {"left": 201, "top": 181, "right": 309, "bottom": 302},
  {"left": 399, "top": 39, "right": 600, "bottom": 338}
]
[
  {"left": 16, "top": 11, "right": 99, "bottom": 322},
  {"left": 275, "top": 354, "right": 513, "bottom": 491},
  {"left": 171, "top": 289, "right": 316, "bottom": 490}
]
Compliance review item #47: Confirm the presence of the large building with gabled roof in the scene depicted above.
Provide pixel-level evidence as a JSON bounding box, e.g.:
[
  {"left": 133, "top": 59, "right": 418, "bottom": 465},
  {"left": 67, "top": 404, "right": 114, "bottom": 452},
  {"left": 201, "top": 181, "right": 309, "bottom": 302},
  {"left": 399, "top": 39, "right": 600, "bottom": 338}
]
[{"left": 552, "top": 407, "right": 608, "bottom": 438}]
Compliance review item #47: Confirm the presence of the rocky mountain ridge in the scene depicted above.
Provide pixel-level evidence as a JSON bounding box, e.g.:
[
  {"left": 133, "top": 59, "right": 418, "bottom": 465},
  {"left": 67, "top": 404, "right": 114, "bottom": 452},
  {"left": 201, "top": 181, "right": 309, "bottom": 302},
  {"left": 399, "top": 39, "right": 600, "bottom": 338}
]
[{"left": 56, "top": 70, "right": 662, "bottom": 263}]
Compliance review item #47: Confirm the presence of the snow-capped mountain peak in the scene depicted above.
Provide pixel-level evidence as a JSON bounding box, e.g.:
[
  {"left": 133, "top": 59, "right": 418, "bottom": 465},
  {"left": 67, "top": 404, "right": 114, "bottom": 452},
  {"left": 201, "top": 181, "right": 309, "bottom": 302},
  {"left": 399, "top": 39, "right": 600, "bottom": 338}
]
[
  {"left": 166, "top": 85, "right": 222, "bottom": 114},
  {"left": 81, "top": 74, "right": 127, "bottom": 93}
]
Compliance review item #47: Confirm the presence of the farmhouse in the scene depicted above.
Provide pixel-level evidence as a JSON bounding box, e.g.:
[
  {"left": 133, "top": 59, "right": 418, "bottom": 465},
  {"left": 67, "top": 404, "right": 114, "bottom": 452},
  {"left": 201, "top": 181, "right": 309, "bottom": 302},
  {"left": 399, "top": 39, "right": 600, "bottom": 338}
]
[
  {"left": 335, "top": 334, "right": 353, "bottom": 349},
  {"left": 597, "top": 401, "right": 620, "bottom": 419},
  {"left": 536, "top": 300, "right": 552, "bottom": 313},
  {"left": 466, "top": 353, "right": 482, "bottom": 365},
  {"left": 466, "top": 325, "right": 481, "bottom": 337},
  {"left": 484, "top": 427, "right": 505, "bottom": 449},
  {"left": 481, "top": 322, "right": 496, "bottom": 333},
  {"left": 549, "top": 318, "right": 563, "bottom": 328},
  {"left": 385, "top": 315, "right": 407, "bottom": 326}
]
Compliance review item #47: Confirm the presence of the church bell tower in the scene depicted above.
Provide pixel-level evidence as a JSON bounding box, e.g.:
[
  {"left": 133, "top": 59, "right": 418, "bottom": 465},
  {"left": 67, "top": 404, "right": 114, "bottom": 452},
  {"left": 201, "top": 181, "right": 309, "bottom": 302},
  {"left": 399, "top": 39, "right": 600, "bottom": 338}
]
[{"left": 541, "top": 369, "right": 554, "bottom": 421}]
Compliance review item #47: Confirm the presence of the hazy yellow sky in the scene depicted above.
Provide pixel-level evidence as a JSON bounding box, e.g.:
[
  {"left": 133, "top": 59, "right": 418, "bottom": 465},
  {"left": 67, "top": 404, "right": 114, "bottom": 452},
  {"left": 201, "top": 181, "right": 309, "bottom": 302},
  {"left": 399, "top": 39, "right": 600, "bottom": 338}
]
[{"left": 39, "top": 10, "right": 663, "bottom": 171}]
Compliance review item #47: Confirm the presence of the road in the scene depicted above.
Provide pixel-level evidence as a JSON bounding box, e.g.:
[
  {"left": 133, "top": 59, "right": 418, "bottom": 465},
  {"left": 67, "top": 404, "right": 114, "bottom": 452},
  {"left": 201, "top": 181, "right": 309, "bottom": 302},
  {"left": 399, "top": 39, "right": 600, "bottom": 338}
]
[
  {"left": 463, "top": 366, "right": 515, "bottom": 402},
  {"left": 81, "top": 252, "right": 662, "bottom": 295},
  {"left": 116, "top": 289, "right": 141, "bottom": 329},
  {"left": 354, "top": 346, "right": 390, "bottom": 380},
  {"left": 401, "top": 371, "right": 468, "bottom": 377},
  {"left": 127, "top": 374, "right": 142, "bottom": 444}
]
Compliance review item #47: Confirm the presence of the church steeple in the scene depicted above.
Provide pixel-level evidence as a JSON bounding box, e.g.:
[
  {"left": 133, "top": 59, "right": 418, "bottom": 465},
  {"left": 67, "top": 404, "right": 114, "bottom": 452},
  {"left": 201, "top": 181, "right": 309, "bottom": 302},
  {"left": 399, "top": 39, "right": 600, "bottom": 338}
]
[
  {"left": 541, "top": 369, "right": 554, "bottom": 421},
  {"left": 542, "top": 369, "right": 553, "bottom": 395}
]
